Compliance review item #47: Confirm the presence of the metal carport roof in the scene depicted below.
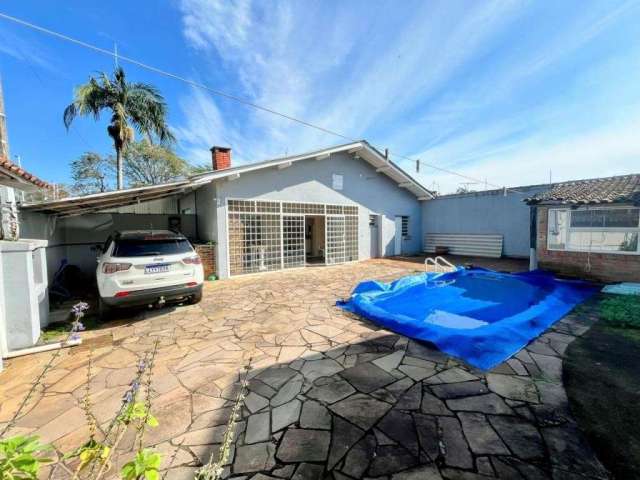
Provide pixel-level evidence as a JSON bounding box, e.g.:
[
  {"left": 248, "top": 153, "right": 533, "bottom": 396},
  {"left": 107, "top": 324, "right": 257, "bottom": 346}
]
[{"left": 20, "top": 180, "right": 192, "bottom": 217}]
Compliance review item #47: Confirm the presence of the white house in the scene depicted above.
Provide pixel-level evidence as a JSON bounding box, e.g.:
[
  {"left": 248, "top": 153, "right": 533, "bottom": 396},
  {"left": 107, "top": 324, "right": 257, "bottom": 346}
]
[{"left": 21, "top": 141, "right": 434, "bottom": 280}]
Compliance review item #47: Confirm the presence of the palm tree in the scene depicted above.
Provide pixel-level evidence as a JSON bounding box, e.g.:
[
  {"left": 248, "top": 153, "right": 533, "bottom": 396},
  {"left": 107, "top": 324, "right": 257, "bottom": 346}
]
[{"left": 63, "top": 67, "right": 174, "bottom": 190}]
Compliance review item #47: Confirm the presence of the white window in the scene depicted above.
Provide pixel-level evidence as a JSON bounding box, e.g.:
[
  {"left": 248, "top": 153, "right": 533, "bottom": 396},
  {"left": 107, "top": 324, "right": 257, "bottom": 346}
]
[
  {"left": 547, "top": 207, "right": 640, "bottom": 254},
  {"left": 401, "top": 216, "right": 409, "bottom": 238}
]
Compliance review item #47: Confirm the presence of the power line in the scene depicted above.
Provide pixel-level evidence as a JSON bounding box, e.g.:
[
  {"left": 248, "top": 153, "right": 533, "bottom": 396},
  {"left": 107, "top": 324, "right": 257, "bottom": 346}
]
[{"left": 0, "top": 11, "right": 522, "bottom": 194}]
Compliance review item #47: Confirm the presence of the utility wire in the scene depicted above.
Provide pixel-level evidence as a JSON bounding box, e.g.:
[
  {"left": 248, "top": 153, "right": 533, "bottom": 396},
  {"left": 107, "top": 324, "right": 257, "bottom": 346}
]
[{"left": 0, "top": 11, "right": 523, "bottom": 194}]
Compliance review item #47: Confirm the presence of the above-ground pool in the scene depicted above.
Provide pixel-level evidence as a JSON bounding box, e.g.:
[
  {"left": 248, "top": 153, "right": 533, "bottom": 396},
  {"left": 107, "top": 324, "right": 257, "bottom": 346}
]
[{"left": 338, "top": 268, "right": 597, "bottom": 370}]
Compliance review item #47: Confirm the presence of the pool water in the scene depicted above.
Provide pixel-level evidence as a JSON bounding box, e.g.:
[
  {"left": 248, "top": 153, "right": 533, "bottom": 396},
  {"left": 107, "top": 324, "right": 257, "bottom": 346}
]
[{"left": 338, "top": 268, "right": 597, "bottom": 370}]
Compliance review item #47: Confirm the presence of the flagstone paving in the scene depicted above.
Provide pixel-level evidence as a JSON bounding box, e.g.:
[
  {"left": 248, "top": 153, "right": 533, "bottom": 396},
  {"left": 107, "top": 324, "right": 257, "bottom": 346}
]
[{"left": 0, "top": 258, "right": 609, "bottom": 479}]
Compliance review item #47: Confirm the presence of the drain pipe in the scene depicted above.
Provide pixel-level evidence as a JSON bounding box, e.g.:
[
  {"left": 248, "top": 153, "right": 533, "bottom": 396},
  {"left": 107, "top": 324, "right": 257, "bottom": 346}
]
[
  {"left": 3, "top": 338, "right": 82, "bottom": 359},
  {"left": 529, "top": 206, "right": 538, "bottom": 271}
]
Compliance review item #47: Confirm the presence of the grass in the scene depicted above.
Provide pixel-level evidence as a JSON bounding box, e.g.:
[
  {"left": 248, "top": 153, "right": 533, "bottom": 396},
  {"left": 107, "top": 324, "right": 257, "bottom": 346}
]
[
  {"left": 39, "top": 311, "right": 102, "bottom": 344},
  {"left": 599, "top": 294, "right": 640, "bottom": 329},
  {"left": 564, "top": 295, "right": 640, "bottom": 479}
]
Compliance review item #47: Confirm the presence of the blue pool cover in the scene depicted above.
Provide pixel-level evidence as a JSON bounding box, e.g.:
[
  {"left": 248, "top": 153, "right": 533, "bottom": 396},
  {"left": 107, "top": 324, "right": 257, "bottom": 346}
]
[{"left": 338, "top": 268, "right": 597, "bottom": 370}]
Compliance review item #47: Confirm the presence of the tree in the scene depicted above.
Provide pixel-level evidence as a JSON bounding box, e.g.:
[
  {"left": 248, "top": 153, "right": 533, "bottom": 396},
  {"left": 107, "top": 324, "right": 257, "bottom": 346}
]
[
  {"left": 188, "top": 163, "right": 213, "bottom": 175},
  {"left": 123, "top": 140, "right": 188, "bottom": 186},
  {"left": 63, "top": 67, "right": 174, "bottom": 190},
  {"left": 455, "top": 185, "right": 476, "bottom": 194},
  {"left": 70, "top": 152, "right": 115, "bottom": 194}
]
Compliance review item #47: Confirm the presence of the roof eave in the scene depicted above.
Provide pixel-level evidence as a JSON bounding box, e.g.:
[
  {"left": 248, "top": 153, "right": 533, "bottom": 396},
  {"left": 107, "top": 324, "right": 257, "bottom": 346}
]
[{"left": 191, "top": 141, "right": 433, "bottom": 200}]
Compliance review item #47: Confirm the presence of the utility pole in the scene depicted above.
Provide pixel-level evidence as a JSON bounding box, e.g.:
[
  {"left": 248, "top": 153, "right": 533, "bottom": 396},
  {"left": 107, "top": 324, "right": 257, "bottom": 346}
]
[
  {"left": 0, "top": 74, "right": 9, "bottom": 159},
  {"left": 0, "top": 73, "right": 19, "bottom": 241}
]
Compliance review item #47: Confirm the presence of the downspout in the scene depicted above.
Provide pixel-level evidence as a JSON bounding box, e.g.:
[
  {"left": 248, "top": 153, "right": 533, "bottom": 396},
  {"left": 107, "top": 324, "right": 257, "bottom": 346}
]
[
  {"left": 529, "top": 205, "right": 538, "bottom": 271},
  {"left": 194, "top": 188, "right": 200, "bottom": 240}
]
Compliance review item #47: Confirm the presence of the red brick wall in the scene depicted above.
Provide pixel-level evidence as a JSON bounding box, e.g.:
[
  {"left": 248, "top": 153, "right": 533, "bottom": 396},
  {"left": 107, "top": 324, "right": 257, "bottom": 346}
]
[
  {"left": 536, "top": 206, "right": 640, "bottom": 283},
  {"left": 194, "top": 243, "right": 217, "bottom": 279}
]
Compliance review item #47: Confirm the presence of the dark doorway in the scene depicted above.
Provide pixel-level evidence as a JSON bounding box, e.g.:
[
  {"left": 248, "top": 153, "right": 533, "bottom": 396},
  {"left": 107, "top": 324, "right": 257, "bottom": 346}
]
[{"left": 305, "top": 215, "right": 325, "bottom": 265}]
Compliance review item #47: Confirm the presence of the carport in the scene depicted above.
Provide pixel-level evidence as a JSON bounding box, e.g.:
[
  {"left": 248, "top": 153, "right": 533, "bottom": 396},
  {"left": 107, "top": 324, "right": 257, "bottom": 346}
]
[{"left": 19, "top": 180, "right": 205, "bottom": 284}]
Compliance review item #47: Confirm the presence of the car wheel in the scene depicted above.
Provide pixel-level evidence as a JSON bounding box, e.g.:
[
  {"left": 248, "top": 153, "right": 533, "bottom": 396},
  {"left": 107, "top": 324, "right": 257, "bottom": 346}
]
[
  {"left": 189, "top": 290, "right": 203, "bottom": 305},
  {"left": 98, "top": 297, "right": 112, "bottom": 320}
]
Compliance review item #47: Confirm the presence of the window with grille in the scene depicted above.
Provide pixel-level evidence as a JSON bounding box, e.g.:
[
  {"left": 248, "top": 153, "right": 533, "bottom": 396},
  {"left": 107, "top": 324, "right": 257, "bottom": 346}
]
[
  {"left": 345, "top": 216, "right": 358, "bottom": 261},
  {"left": 227, "top": 199, "right": 359, "bottom": 275},
  {"left": 255, "top": 201, "right": 281, "bottom": 213},
  {"left": 283, "top": 216, "right": 305, "bottom": 268},
  {"left": 228, "top": 213, "right": 282, "bottom": 275},
  {"left": 228, "top": 199, "right": 255, "bottom": 212},
  {"left": 401, "top": 216, "right": 409, "bottom": 238},
  {"left": 547, "top": 207, "right": 640, "bottom": 254},
  {"left": 326, "top": 216, "right": 346, "bottom": 264},
  {"left": 282, "top": 202, "right": 324, "bottom": 214}
]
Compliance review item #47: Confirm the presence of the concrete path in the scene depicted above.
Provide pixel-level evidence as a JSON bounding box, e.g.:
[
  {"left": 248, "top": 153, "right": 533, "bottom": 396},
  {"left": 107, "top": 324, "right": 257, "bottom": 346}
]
[{"left": 0, "top": 258, "right": 608, "bottom": 479}]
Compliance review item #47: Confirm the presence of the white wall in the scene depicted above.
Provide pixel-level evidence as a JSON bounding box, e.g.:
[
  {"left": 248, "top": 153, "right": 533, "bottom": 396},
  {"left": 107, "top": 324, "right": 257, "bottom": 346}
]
[
  {"left": 213, "top": 152, "right": 423, "bottom": 278},
  {"left": 0, "top": 248, "right": 5, "bottom": 368},
  {"left": 422, "top": 185, "right": 549, "bottom": 257},
  {"left": 0, "top": 239, "right": 49, "bottom": 350},
  {"left": 194, "top": 182, "right": 217, "bottom": 242}
]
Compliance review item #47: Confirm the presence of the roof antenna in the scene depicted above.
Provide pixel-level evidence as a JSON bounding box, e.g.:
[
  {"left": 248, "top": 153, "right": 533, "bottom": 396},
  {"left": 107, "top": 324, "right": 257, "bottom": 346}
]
[
  {"left": 384, "top": 148, "right": 389, "bottom": 161},
  {"left": 415, "top": 159, "right": 420, "bottom": 173}
]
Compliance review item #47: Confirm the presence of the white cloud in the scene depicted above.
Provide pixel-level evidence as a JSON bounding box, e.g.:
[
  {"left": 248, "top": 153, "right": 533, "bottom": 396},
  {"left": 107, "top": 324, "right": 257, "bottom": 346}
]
[
  {"left": 173, "top": 0, "right": 640, "bottom": 191},
  {"left": 420, "top": 118, "right": 640, "bottom": 193}
]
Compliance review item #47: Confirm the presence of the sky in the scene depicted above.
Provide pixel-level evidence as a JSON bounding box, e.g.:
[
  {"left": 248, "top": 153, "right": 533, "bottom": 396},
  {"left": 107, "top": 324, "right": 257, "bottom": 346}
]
[{"left": 0, "top": 0, "right": 639, "bottom": 194}]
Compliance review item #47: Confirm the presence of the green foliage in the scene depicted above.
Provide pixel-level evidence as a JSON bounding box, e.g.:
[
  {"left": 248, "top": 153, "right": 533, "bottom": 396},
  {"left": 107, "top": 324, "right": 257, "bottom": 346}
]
[
  {"left": 70, "top": 152, "right": 115, "bottom": 195},
  {"left": 600, "top": 294, "right": 640, "bottom": 329},
  {"left": 123, "top": 141, "right": 188, "bottom": 186},
  {"left": 120, "top": 449, "right": 162, "bottom": 480},
  {"left": 64, "top": 438, "right": 110, "bottom": 473},
  {"left": 189, "top": 163, "right": 213, "bottom": 175},
  {"left": 118, "top": 402, "right": 159, "bottom": 428},
  {"left": 0, "top": 435, "right": 52, "bottom": 480},
  {"left": 63, "top": 67, "right": 174, "bottom": 189}
]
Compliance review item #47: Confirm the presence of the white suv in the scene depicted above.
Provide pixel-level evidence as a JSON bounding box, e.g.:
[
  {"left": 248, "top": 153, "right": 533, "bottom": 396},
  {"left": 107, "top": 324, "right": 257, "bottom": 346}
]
[{"left": 96, "top": 230, "right": 204, "bottom": 317}]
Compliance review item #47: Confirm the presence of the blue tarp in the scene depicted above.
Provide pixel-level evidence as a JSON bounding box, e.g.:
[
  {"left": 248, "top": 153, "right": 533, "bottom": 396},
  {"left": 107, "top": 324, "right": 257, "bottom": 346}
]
[{"left": 338, "top": 268, "right": 597, "bottom": 370}]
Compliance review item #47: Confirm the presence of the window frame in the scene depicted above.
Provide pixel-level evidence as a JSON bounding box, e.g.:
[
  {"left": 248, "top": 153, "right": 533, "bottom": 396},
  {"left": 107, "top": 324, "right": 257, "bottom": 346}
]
[
  {"left": 401, "top": 216, "right": 410, "bottom": 239},
  {"left": 546, "top": 206, "right": 640, "bottom": 255}
]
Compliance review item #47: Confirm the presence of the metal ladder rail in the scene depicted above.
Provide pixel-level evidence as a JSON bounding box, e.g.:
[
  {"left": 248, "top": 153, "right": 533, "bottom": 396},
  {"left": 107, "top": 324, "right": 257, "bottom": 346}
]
[
  {"left": 424, "top": 256, "right": 455, "bottom": 273},
  {"left": 424, "top": 257, "right": 437, "bottom": 272},
  {"left": 435, "top": 256, "right": 454, "bottom": 271}
]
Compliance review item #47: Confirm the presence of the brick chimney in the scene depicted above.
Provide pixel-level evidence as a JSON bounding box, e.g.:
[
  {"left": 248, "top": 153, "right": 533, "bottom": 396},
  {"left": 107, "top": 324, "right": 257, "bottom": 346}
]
[{"left": 210, "top": 146, "right": 231, "bottom": 170}]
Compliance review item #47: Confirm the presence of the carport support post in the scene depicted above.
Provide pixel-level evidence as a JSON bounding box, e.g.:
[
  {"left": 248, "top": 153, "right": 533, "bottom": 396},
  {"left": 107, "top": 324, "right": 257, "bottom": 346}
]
[{"left": 529, "top": 206, "right": 538, "bottom": 271}]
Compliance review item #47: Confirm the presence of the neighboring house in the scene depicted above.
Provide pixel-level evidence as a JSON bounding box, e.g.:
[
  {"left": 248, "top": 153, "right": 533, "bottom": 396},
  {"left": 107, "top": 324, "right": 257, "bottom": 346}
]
[
  {"left": 525, "top": 174, "right": 640, "bottom": 283},
  {"left": 21, "top": 141, "right": 433, "bottom": 280},
  {"left": 0, "top": 156, "right": 51, "bottom": 368}
]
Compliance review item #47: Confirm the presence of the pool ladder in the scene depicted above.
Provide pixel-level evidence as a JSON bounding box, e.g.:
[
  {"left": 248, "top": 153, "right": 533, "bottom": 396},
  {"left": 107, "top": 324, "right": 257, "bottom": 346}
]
[{"left": 425, "top": 256, "right": 455, "bottom": 273}]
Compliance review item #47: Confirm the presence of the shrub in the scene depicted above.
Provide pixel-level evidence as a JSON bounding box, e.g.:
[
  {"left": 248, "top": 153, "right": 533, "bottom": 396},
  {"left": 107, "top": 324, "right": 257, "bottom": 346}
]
[
  {"left": 600, "top": 295, "right": 640, "bottom": 329},
  {"left": 0, "top": 435, "right": 52, "bottom": 480}
]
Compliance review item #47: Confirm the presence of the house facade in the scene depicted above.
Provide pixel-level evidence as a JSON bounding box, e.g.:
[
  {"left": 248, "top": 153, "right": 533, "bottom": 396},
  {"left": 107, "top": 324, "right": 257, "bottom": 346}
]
[
  {"left": 21, "top": 141, "right": 433, "bottom": 280},
  {"left": 190, "top": 144, "right": 429, "bottom": 277},
  {"left": 526, "top": 175, "right": 640, "bottom": 283}
]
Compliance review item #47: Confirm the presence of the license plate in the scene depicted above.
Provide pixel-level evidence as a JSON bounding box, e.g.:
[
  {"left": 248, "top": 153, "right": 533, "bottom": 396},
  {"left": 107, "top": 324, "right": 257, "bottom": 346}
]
[{"left": 145, "top": 264, "right": 170, "bottom": 274}]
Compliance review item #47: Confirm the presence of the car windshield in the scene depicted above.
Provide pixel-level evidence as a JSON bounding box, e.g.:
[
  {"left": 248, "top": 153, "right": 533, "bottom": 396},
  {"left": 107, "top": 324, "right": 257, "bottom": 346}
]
[{"left": 112, "top": 238, "right": 192, "bottom": 257}]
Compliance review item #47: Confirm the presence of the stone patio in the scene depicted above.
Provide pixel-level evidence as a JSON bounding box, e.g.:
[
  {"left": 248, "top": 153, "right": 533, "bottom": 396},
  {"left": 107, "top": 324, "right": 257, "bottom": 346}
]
[{"left": 0, "top": 258, "right": 609, "bottom": 479}]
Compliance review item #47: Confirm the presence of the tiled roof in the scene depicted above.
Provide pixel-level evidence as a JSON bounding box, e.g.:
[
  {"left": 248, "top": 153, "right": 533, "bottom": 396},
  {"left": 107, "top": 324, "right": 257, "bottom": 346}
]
[
  {"left": 525, "top": 174, "right": 640, "bottom": 205},
  {"left": 0, "top": 156, "right": 50, "bottom": 189}
]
